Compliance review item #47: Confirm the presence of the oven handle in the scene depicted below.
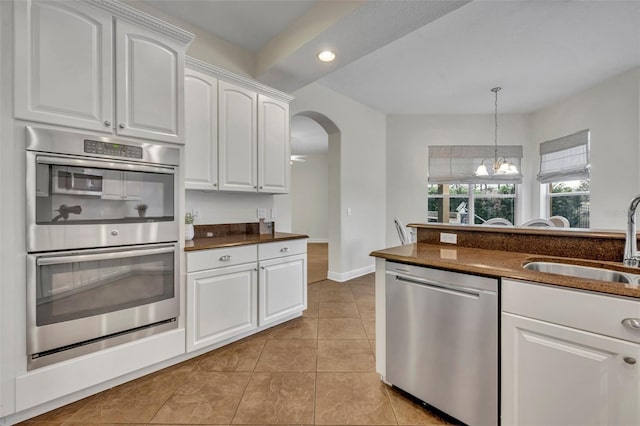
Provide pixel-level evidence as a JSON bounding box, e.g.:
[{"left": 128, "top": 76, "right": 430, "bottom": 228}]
[
  {"left": 36, "top": 246, "right": 176, "bottom": 266},
  {"left": 36, "top": 155, "right": 176, "bottom": 175}
]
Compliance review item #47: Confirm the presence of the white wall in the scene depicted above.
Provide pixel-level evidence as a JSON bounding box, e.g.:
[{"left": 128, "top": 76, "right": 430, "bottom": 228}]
[
  {"left": 385, "top": 114, "right": 532, "bottom": 245},
  {"left": 186, "top": 191, "right": 278, "bottom": 225},
  {"left": 527, "top": 67, "right": 640, "bottom": 230},
  {"left": 290, "top": 83, "right": 386, "bottom": 279},
  {"left": 291, "top": 154, "right": 329, "bottom": 241}
]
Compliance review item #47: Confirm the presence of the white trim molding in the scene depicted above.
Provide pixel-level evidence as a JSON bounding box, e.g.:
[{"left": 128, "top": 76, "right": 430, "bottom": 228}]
[
  {"left": 327, "top": 264, "right": 375, "bottom": 282},
  {"left": 186, "top": 56, "right": 294, "bottom": 103},
  {"left": 81, "top": 0, "right": 195, "bottom": 46}
]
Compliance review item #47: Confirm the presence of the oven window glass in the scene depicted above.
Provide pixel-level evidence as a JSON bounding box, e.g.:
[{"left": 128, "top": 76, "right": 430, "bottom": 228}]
[
  {"left": 36, "top": 164, "right": 175, "bottom": 224},
  {"left": 36, "top": 250, "right": 174, "bottom": 326}
]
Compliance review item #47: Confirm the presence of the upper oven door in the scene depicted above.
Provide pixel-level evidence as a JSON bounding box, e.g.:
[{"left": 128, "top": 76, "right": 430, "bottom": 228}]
[{"left": 27, "top": 152, "right": 178, "bottom": 252}]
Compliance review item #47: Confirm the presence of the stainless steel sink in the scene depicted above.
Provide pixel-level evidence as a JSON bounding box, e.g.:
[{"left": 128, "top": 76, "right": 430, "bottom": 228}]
[{"left": 523, "top": 261, "right": 633, "bottom": 283}]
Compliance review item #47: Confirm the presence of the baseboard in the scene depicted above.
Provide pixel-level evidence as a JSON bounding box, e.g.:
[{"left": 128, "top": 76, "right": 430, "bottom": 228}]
[
  {"left": 307, "top": 238, "right": 328, "bottom": 243},
  {"left": 327, "top": 264, "right": 375, "bottom": 282}
]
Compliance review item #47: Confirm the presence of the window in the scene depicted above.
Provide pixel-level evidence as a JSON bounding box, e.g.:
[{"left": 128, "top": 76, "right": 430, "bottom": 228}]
[
  {"left": 537, "top": 130, "right": 590, "bottom": 228},
  {"left": 427, "top": 145, "right": 522, "bottom": 224},
  {"left": 428, "top": 183, "right": 517, "bottom": 224},
  {"left": 547, "top": 180, "right": 590, "bottom": 228}
]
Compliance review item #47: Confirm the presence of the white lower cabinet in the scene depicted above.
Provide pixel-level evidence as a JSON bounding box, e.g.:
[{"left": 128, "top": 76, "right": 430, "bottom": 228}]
[
  {"left": 502, "top": 279, "right": 640, "bottom": 426},
  {"left": 186, "top": 262, "right": 257, "bottom": 352},
  {"left": 259, "top": 254, "right": 307, "bottom": 327},
  {"left": 186, "top": 239, "right": 307, "bottom": 353}
]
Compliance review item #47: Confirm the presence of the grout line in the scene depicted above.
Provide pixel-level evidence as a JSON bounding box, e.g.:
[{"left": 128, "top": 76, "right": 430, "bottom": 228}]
[{"left": 384, "top": 385, "right": 401, "bottom": 425}]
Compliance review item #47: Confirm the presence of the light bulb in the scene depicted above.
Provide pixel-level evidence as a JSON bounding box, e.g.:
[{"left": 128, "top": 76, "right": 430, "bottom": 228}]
[
  {"left": 475, "top": 163, "right": 489, "bottom": 176},
  {"left": 318, "top": 50, "right": 336, "bottom": 62}
]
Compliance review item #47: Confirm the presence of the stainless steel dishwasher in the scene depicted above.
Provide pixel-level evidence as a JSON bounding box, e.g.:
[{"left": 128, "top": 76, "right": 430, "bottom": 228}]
[{"left": 385, "top": 261, "right": 498, "bottom": 426}]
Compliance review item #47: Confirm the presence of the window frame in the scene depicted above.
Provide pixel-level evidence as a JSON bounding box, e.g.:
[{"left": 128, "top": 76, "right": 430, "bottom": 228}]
[{"left": 428, "top": 183, "right": 520, "bottom": 224}]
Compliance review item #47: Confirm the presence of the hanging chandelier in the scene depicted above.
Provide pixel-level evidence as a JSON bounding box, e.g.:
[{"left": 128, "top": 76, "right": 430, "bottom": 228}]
[{"left": 475, "top": 87, "right": 519, "bottom": 176}]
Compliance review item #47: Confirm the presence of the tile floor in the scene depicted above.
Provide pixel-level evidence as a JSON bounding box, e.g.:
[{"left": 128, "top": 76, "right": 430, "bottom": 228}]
[{"left": 19, "top": 274, "right": 450, "bottom": 425}]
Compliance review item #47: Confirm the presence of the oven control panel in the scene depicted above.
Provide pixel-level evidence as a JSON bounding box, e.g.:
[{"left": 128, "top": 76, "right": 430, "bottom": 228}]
[{"left": 84, "top": 140, "right": 143, "bottom": 159}]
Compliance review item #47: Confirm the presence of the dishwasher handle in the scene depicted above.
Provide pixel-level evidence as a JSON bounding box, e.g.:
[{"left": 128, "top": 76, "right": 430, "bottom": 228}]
[{"left": 394, "top": 274, "right": 486, "bottom": 299}]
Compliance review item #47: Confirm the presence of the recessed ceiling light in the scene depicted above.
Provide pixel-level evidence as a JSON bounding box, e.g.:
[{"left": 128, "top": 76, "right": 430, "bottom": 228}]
[{"left": 317, "top": 50, "right": 336, "bottom": 62}]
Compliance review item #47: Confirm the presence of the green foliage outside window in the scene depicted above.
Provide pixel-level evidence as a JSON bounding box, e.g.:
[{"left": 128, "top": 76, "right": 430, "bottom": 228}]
[{"left": 549, "top": 180, "right": 590, "bottom": 228}]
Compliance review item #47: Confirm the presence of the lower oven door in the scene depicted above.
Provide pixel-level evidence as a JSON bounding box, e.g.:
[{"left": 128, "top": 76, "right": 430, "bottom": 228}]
[{"left": 27, "top": 243, "right": 179, "bottom": 360}]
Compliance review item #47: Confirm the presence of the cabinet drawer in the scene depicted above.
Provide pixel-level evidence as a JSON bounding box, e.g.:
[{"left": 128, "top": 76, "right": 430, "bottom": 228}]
[
  {"left": 503, "top": 279, "right": 640, "bottom": 344},
  {"left": 259, "top": 239, "right": 307, "bottom": 260},
  {"left": 187, "top": 244, "right": 257, "bottom": 272}
]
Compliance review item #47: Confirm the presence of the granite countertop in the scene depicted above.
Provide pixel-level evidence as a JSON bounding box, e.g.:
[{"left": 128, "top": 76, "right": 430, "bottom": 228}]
[
  {"left": 184, "top": 232, "right": 308, "bottom": 251},
  {"left": 371, "top": 243, "right": 640, "bottom": 299}
]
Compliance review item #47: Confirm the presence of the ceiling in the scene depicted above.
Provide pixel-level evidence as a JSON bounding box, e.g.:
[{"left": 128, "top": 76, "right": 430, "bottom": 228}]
[
  {"left": 140, "top": 0, "right": 640, "bottom": 153},
  {"left": 143, "top": 0, "right": 639, "bottom": 115}
]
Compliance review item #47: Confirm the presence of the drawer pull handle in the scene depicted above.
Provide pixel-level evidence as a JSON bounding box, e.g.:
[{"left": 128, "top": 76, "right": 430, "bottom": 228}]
[
  {"left": 624, "top": 356, "right": 636, "bottom": 365},
  {"left": 622, "top": 318, "right": 640, "bottom": 330},
  {"left": 219, "top": 255, "right": 231, "bottom": 261},
  {"left": 280, "top": 247, "right": 290, "bottom": 253}
]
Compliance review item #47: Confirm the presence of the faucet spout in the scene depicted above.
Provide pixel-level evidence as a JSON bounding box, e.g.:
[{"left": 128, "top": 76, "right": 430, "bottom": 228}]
[{"left": 623, "top": 194, "right": 640, "bottom": 267}]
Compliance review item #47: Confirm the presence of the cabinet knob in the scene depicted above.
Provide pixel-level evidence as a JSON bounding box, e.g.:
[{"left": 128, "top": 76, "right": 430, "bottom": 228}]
[
  {"left": 104, "top": 120, "right": 111, "bottom": 127},
  {"left": 219, "top": 255, "right": 231, "bottom": 261},
  {"left": 280, "top": 247, "right": 289, "bottom": 253},
  {"left": 259, "top": 186, "right": 263, "bottom": 189},
  {"left": 213, "top": 183, "right": 217, "bottom": 187},
  {"left": 111, "top": 229, "right": 119, "bottom": 236},
  {"left": 253, "top": 185, "right": 257, "bottom": 189},
  {"left": 119, "top": 123, "right": 126, "bottom": 129},
  {"left": 622, "top": 318, "right": 640, "bottom": 330},
  {"left": 624, "top": 356, "right": 636, "bottom": 365}
]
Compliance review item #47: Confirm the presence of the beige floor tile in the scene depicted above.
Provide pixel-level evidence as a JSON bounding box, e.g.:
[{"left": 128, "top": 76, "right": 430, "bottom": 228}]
[
  {"left": 315, "top": 372, "right": 396, "bottom": 425},
  {"left": 353, "top": 292, "right": 376, "bottom": 305},
  {"left": 317, "top": 340, "right": 375, "bottom": 372},
  {"left": 318, "top": 318, "right": 368, "bottom": 340},
  {"left": 317, "top": 287, "right": 355, "bottom": 303},
  {"left": 195, "top": 337, "right": 266, "bottom": 372},
  {"left": 150, "top": 371, "right": 251, "bottom": 424},
  {"left": 232, "top": 372, "right": 315, "bottom": 424},
  {"left": 303, "top": 302, "right": 319, "bottom": 318},
  {"left": 370, "top": 339, "right": 377, "bottom": 357},
  {"left": 357, "top": 301, "right": 376, "bottom": 320},
  {"left": 69, "top": 365, "right": 191, "bottom": 423},
  {"left": 386, "top": 387, "right": 449, "bottom": 425},
  {"left": 318, "top": 302, "right": 360, "bottom": 318},
  {"left": 255, "top": 340, "right": 317, "bottom": 372},
  {"left": 362, "top": 319, "right": 376, "bottom": 339},
  {"left": 268, "top": 317, "right": 318, "bottom": 340}
]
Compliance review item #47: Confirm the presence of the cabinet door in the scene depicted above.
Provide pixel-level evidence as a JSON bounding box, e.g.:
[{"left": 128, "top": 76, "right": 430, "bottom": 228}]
[
  {"left": 258, "top": 254, "right": 307, "bottom": 327},
  {"left": 115, "top": 20, "right": 184, "bottom": 144},
  {"left": 502, "top": 312, "right": 640, "bottom": 426},
  {"left": 14, "top": 0, "right": 113, "bottom": 132},
  {"left": 187, "top": 263, "right": 258, "bottom": 352},
  {"left": 218, "top": 81, "right": 257, "bottom": 192},
  {"left": 257, "top": 95, "right": 289, "bottom": 193},
  {"left": 185, "top": 69, "right": 218, "bottom": 190}
]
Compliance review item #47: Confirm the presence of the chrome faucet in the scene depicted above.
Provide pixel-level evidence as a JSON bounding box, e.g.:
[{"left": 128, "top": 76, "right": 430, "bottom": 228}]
[{"left": 624, "top": 194, "right": 640, "bottom": 266}]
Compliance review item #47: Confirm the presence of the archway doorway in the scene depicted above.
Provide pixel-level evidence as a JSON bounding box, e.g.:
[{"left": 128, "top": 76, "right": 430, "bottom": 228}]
[{"left": 290, "top": 112, "right": 341, "bottom": 283}]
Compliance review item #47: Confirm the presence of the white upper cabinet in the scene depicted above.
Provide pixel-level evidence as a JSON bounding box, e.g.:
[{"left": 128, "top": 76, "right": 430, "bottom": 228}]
[
  {"left": 184, "top": 68, "right": 218, "bottom": 190},
  {"left": 14, "top": 1, "right": 113, "bottom": 132},
  {"left": 258, "top": 95, "right": 290, "bottom": 193},
  {"left": 115, "top": 20, "right": 184, "bottom": 144},
  {"left": 184, "top": 57, "right": 293, "bottom": 194},
  {"left": 218, "top": 80, "right": 258, "bottom": 192},
  {"left": 14, "top": 0, "right": 193, "bottom": 144}
]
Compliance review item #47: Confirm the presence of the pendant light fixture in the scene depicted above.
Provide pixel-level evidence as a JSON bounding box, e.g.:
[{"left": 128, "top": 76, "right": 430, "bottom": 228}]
[{"left": 475, "top": 87, "right": 519, "bottom": 176}]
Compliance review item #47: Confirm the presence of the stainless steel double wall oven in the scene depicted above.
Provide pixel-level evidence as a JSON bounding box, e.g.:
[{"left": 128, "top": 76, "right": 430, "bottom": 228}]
[{"left": 26, "top": 126, "right": 180, "bottom": 370}]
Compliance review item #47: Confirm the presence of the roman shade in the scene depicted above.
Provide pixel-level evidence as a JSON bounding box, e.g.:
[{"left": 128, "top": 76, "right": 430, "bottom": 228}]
[
  {"left": 537, "top": 130, "right": 590, "bottom": 183},
  {"left": 427, "top": 145, "right": 523, "bottom": 184}
]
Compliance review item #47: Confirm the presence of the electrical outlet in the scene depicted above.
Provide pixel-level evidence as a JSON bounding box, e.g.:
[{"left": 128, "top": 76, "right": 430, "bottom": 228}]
[
  {"left": 440, "top": 233, "right": 457, "bottom": 244},
  {"left": 257, "top": 208, "right": 266, "bottom": 219}
]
